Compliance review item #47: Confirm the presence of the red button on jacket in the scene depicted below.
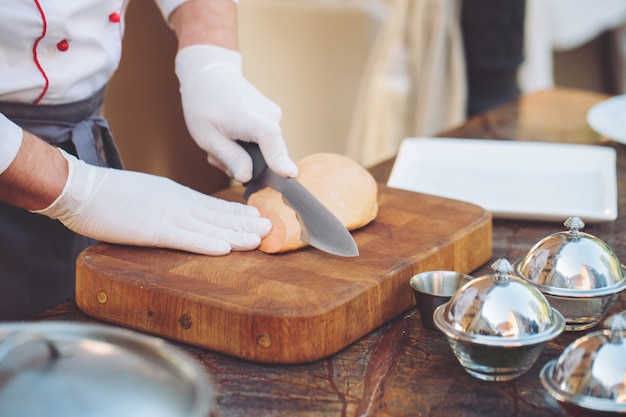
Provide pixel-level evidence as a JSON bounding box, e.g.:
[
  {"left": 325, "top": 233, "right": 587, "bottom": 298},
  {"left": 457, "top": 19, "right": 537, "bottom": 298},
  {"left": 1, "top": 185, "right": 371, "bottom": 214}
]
[
  {"left": 56, "top": 39, "right": 69, "bottom": 52},
  {"left": 109, "top": 12, "right": 120, "bottom": 23}
]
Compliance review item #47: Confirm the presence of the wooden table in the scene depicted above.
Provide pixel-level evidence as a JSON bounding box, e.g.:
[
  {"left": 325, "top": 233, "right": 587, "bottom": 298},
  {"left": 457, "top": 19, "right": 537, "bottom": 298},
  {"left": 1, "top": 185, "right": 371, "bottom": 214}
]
[{"left": 37, "top": 88, "right": 626, "bottom": 417}]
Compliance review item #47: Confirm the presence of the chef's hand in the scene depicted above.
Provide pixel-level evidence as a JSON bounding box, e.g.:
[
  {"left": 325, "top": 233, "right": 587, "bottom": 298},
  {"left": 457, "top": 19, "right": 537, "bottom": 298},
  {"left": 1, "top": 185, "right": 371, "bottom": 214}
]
[
  {"left": 32, "top": 149, "right": 271, "bottom": 256},
  {"left": 175, "top": 44, "right": 298, "bottom": 183}
]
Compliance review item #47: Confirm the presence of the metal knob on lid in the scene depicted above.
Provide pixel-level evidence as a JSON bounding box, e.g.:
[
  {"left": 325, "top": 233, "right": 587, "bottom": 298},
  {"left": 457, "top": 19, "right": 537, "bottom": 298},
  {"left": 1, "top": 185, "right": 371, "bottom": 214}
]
[
  {"left": 513, "top": 216, "right": 626, "bottom": 331},
  {"left": 541, "top": 311, "right": 626, "bottom": 416},
  {"left": 433, "top": 259, "right": 565, "bottom": 381}
]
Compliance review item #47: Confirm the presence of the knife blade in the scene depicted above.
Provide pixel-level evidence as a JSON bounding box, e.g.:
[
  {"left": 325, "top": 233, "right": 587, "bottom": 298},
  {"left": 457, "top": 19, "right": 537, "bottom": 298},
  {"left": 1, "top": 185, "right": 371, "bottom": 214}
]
[{"left": 238, "top": 141, "right": 359, "bottom": 257}]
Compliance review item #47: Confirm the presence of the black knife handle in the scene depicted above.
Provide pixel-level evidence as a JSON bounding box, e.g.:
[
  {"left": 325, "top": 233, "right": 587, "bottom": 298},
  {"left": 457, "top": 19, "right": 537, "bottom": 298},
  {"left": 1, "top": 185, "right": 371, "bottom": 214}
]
[
  {"left": 237, "top": 141, "right": 269, "bottom": 200},
  {"left": 237, "top": 141, "right": 268, "bottom": 184}
]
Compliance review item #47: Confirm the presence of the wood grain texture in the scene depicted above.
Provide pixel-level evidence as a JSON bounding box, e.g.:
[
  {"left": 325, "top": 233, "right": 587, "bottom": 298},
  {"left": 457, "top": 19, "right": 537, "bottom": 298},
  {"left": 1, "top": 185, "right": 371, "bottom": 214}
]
[{"left": 76, "top": 184, "right": 491, "bottom": 364}]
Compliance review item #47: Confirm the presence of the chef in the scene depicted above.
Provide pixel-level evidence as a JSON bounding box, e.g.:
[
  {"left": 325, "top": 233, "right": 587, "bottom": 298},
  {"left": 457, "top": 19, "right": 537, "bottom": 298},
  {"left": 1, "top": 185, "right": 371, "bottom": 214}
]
[{"left": 0, "top": 0, "right": 298, "bottom": 319}]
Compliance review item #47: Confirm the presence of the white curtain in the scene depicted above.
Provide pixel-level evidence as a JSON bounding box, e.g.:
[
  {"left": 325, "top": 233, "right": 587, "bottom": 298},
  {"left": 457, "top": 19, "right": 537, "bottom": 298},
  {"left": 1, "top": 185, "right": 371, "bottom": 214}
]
[{"left": 345, "top": 0, "right": 467, "bottom": 166}]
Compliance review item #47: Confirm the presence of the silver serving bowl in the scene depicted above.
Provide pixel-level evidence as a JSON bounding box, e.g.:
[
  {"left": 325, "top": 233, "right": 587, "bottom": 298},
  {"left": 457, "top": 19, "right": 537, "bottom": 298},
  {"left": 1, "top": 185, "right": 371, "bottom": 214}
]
[
  {"left": 434, "top": 259, "right": 565, "bottom": 381},
  {"left": 540, "top": 313, "right": 626, "bottom": 416},
  {"left": 513, "top": 217, "right": 626, "bottom": 331}
]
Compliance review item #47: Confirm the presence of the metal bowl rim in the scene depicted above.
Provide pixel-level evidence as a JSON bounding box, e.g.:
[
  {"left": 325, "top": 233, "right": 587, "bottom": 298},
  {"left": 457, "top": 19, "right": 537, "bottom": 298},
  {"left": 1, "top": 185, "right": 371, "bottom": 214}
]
[
  {"left": 433, "top": 303, "right": 566, "bottom": 347},
  {"left": 512, "top": 260, "right": 626, "bottom": 298},
  {"left": 540, "top": 360, "right": 626, "bottom": 413},
  {"left": 408, "top": 270, "right": 474, "bottom": 291}
]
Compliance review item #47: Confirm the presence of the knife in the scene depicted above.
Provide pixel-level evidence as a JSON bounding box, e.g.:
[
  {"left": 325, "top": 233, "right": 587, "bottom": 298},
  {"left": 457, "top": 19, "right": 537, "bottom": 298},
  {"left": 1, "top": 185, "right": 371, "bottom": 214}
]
[{"left": 237, "top": 141, "right": 359, "bottom": 257}]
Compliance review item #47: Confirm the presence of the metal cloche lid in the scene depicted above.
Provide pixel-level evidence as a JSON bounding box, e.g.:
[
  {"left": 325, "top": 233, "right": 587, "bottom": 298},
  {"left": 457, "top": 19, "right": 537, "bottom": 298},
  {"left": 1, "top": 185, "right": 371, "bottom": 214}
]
[
  {"left": 441, "top": 259, "right": 559, "bottom": 340},
  {"left": 0, "top": 322, "right": 213, "bottom": 417},
  {"left": 514, "top": 217, "right": 626, "bottom": 296},
  {"left": 541, "top": 312, "right": 626, "bottom": 412}
]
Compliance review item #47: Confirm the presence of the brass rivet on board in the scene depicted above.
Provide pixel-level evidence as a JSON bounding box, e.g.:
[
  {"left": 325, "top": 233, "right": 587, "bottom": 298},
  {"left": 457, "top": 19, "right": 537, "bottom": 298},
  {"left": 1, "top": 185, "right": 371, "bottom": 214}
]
[
  {"left": 96, "top": 291, "right": 108, "bottom": 304},
  {"left": 257, "top": 334, "right": 271, "bottom": 349},
  {"left": 179, "top": 314, "right": 192, "bottom": 330}
]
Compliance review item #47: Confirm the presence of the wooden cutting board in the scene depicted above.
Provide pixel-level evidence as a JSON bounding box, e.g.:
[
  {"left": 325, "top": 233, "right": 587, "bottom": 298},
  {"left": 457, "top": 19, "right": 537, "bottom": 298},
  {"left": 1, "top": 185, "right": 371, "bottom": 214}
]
[{"left": 76, "top": 184, "right": 491, "bottom": 364}]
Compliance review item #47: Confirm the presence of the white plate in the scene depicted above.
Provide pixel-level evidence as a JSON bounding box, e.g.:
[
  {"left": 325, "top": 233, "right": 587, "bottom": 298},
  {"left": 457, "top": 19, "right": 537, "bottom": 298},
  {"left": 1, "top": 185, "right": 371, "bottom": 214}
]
[
  {"left": 387, "top": 138, "right": 617, "bottom": 222},
  {"left": 587, "top": 94, "right": 626, "bottom": 143}
]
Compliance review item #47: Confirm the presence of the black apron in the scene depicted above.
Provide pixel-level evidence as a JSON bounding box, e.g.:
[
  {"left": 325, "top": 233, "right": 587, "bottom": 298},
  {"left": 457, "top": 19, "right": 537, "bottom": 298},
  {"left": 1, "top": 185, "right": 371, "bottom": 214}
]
[{"left": 0, "top": 88, "right": 122, "bottom": 320}]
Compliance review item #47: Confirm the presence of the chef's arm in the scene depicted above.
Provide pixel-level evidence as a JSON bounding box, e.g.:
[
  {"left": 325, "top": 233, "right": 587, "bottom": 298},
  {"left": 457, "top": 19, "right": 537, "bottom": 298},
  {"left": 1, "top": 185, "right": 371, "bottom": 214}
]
[
  {"left": 0, "top": 113, "right": 270, "bottom": 256},
  {"left": 164, "top": 0, "right": 298, "bottom": 183},
  {"left": 169, "top": 0, "right": 238, "bottom": 51},
  {"left": 0, "top": 117, "right": 66, "bottom": 211}
]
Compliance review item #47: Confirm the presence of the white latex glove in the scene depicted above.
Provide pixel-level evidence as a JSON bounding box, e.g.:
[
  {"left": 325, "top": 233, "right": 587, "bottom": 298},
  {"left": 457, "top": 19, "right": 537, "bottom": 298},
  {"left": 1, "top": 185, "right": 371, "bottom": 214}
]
[
  {"left": 175, "top": 44, "right": 298, "bottom": 183},
  {"left": 32, "top": 149, "right": 271, "bottom": 256}
]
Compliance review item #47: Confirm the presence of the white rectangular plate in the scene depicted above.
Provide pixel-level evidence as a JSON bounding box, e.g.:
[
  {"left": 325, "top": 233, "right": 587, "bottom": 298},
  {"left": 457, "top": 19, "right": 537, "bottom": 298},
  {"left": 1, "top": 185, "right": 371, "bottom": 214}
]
[{"left": 387, "top": 138, "right": 617, "bottom": 222}]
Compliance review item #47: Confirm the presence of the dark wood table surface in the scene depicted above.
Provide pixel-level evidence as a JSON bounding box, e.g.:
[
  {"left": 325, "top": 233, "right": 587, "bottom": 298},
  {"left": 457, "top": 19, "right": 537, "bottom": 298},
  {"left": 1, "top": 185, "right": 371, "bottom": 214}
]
[{"left": 36, "top": 88, "right": 626, "bottom": 416}]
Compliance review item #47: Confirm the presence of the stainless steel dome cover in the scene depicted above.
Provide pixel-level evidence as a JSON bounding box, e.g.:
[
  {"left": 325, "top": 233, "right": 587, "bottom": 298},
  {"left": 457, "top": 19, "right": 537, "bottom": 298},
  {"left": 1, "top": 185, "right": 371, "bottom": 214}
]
[
  {"left": 514, "top": 217, "right": 626, "bottom": 297},
  {"left": 437, "top": 259, "right": 564, "bottom": 345},
  {"left": 541, "top": 312, "right": 626, "bottom": 413},
  {"left": 0, "top": 322, "right": 213, "bottom": 417}
]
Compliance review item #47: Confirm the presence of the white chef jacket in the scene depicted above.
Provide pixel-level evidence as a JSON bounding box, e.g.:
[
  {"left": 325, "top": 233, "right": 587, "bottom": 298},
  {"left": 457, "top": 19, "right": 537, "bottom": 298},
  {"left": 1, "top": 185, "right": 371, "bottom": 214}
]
[{"left": 0, "top": 0, "right": 189, "bottom": 174}]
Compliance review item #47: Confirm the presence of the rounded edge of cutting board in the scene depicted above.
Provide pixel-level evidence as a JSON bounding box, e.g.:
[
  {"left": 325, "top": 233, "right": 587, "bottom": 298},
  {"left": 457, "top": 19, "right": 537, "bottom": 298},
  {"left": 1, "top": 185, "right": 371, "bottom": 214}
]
[{"left": 74, "top": 244, "right": 415, "bottom": 364}]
